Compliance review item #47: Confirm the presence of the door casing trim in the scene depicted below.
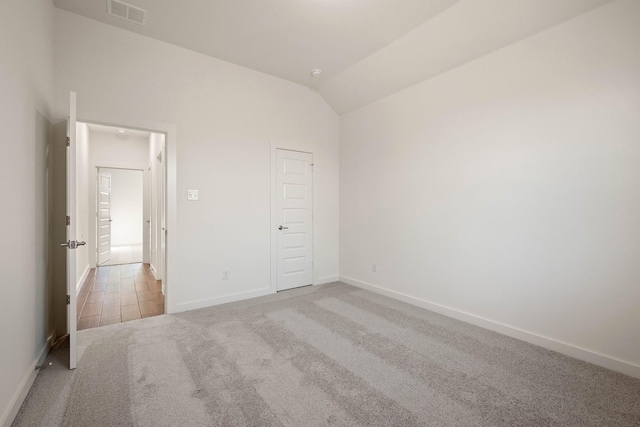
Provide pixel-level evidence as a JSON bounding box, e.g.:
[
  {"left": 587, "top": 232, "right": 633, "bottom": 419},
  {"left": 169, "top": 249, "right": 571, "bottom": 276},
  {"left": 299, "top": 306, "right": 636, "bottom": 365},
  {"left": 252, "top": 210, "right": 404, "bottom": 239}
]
[
  {"left": 77, "top": 112, "right": 177, "bottom": 314},
  {"left": 270, "top": 142, "right": 315, "bottom": 294}
]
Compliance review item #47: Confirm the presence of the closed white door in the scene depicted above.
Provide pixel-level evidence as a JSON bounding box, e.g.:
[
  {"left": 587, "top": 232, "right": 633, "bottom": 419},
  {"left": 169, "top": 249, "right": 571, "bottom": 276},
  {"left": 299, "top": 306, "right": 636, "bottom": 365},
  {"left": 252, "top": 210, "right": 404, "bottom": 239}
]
[
  {"left": 97, "top": 169, "right": 112, "bottom": 265},
  {"left": 276, "top": 149, "right": 313, "bottom": 291}
]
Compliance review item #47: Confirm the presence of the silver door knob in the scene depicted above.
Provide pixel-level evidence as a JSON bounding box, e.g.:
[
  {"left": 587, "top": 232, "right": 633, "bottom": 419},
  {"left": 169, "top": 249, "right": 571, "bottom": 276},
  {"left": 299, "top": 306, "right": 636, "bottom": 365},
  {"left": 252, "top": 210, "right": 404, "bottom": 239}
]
[
  {"left": 60, "top": 240, "right": 86, "bottom": 249},
  {"left": 278, "top": 225, "right": 288, "bottom": 230}
]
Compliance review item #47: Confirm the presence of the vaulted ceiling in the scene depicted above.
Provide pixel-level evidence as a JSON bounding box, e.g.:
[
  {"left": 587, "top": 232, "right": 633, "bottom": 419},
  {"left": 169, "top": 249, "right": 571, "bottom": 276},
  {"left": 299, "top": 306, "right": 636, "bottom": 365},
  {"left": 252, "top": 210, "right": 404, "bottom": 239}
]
[{"left": 52, "top": 0, "right": 613, "bottom": 114}]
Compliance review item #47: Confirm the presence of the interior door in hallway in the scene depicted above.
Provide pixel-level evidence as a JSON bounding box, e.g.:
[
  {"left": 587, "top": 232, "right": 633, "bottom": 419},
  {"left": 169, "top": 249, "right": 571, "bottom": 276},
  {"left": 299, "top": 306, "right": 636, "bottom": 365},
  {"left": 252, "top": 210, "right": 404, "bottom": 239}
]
[
  {"left": 63, "top": 92, "right": 79, "bottom": 370},
  {"left": 276, "top": 149, "right": 313, "bottom": 291},
  {"left": 97, "top": 168, "right": 112, "bottom": 265}
]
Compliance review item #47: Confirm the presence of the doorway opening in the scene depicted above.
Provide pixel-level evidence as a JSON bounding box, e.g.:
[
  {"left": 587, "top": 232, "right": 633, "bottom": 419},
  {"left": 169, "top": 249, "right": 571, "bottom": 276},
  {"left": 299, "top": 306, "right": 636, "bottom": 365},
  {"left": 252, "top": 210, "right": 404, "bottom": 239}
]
[
  {"left": 97, "top": 167, "right": 144, "bottom": 266},
  {"left": 74, "top": 122, "right": 167, "bottom": 330}
]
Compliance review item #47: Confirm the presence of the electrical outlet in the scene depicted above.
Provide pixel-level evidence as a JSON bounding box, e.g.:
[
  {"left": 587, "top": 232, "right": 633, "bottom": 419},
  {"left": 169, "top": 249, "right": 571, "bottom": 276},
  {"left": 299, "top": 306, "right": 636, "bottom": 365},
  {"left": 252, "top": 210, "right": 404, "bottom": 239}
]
[
  {"left": 187, "top": 189, "right": 199, "bottom": 201},
  {"left": 222, "top": 269, "right": 230, "bottom": 280},
  {"left": 372, "top": 262, "right": 378, "bottom": 273}
]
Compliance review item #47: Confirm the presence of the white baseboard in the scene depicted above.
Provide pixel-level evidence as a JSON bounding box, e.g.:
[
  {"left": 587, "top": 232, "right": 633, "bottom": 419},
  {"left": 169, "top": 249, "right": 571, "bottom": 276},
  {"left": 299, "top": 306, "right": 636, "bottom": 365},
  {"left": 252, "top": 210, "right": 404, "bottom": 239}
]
[
  {"left": 174, "top": 288, "right": 273, "bottom": 313},
  {"left": 76, "top": 264, "right": 90, "bottom": 296},
  {"left": 1, "top": 334, "right": 53, "bottom": 427},
  {"left": 315, "top": 275, "right": 339, "bottom": 285},
  {"left": 149, "top": 264, "right": 162, "bottom": 281},
  {"left": 340, "top": 276, "right": 640, "bottom": 379}
]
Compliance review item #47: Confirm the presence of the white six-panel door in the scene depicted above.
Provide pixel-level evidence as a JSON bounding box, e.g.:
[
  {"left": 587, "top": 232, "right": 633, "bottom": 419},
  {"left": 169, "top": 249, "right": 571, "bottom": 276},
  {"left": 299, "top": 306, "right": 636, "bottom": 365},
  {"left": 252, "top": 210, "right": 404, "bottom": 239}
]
[
  {"left": 97, "top": 169, "right": 112, "bottom": 265},
  {"left": 276, "top": 149, "right": 313, "bottom": 291}
]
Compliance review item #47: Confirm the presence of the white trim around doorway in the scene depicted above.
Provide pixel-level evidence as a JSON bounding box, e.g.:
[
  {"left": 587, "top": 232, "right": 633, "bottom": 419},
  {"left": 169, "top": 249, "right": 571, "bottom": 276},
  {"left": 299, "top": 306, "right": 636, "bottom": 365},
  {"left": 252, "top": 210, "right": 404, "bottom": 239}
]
[
  {"left": 77, "top": 112, "right": 177, "bottom": 314},
  {"left": 269, "top": 140, "right": 315, "bottom": 294}
]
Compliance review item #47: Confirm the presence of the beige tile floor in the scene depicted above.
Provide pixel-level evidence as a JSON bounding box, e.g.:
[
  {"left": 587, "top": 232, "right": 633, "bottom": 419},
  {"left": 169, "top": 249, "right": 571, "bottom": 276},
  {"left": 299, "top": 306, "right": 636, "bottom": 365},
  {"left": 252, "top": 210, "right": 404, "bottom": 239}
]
[{"left": 76, "top": 263, "right": 164, "bottom": 330}]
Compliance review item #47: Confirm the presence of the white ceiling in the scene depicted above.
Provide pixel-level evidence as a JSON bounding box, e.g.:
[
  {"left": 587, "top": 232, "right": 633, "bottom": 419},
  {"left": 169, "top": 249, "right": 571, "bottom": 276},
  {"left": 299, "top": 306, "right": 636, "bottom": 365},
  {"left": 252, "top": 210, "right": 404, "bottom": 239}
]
[{"left": 53, "top": 0, "right": 613, "bottom": 114}]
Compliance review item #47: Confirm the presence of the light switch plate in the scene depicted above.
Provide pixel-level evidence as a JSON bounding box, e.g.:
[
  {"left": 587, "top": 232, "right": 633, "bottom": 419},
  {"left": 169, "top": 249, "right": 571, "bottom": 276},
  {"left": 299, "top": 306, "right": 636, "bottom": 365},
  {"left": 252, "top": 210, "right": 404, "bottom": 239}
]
[{"left": 187, "top": 190, "right": 199, "bottom": 201}]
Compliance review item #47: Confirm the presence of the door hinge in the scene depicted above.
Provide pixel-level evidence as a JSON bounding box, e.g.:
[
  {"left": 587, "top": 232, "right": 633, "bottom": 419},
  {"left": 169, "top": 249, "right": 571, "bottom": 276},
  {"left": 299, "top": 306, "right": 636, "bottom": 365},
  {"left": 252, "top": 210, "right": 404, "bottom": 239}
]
[
  {"left": 66, "top": 215, "right": 70, "bottom": 226},
  {"left": 66, "top": 137, "right": 70, "bottom": 146},
  {"left": 66, "top": 295, "right": 70, "bottom": 305}
]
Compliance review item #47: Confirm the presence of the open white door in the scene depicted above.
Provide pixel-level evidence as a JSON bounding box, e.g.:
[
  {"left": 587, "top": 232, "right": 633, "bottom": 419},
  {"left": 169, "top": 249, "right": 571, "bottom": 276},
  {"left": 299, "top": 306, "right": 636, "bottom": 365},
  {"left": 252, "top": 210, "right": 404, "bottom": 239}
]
[
  {"left": 61, "top": 91, "right": 83, "bottom": 370},
  {"left": 97, "top": 168, "right": 112, "bottom": 265},
  {"left": 150, "top": 147, "right": 165, "bottom": 281},
  {"left": 158, "top": 149, "right": 165, "bottom": 281}
]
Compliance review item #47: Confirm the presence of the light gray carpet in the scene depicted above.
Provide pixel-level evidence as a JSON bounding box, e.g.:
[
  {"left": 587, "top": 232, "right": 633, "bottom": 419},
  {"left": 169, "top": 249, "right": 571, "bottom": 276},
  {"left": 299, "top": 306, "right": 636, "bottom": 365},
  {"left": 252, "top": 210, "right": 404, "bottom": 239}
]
[{"left": 13, "top": 282, "right": 640, "bottom": 426}]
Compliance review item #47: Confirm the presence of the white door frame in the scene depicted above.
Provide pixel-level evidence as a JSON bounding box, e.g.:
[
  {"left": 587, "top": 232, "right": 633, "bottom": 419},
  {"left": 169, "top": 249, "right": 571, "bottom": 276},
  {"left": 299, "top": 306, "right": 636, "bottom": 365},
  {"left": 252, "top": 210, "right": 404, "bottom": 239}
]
[
  {"left": 77, "top": 113, "right": 177, "bottom": 314},
  {"left": 270, "top": 142, "right": 314, "bottom": 293}
]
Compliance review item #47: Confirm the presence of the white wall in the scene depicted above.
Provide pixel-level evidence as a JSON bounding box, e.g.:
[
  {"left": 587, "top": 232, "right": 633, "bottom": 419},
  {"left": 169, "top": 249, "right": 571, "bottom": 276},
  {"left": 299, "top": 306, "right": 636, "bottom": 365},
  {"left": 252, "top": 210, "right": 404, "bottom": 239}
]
[
  {"left": 105, "top": 168, "right": 143, "bottom": 246},
  {"left": 88, "top": 130, "right": 150, "bottom": 267},
  {"left": 76, "top": 122, "right": 90, "bottom": 289},
  {"left": 0, "top": 0, "right": 55, "bottom": 425},
  {"left": 54, "top": 10, "right": 340, "bottom": 313},
  {"left": 340, "top": 0, "right": 640, "bottom": 375}
]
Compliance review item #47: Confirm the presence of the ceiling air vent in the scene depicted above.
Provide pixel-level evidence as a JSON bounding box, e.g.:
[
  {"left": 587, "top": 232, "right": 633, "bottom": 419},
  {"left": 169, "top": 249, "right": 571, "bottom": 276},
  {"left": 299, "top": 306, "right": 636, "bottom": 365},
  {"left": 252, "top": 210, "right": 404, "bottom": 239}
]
[{"left": 107, "top": 0, "right": 147, "bottom": 25}]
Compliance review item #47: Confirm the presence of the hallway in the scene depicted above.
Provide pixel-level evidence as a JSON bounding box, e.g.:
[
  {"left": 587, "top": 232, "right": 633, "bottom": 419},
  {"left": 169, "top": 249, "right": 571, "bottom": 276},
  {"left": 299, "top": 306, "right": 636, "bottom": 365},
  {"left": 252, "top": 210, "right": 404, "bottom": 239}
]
[{"left": 76, "top": 263, "right": 164, "bottom": 330}]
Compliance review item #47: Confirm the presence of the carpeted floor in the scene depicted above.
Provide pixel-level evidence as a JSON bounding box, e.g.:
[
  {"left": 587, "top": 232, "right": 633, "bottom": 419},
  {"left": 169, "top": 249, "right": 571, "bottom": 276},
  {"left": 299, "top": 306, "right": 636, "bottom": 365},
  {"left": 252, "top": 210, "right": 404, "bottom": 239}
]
[{"left": 13, "top": 282, "right": 640, "bottom": 426}]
